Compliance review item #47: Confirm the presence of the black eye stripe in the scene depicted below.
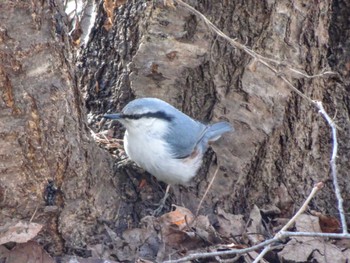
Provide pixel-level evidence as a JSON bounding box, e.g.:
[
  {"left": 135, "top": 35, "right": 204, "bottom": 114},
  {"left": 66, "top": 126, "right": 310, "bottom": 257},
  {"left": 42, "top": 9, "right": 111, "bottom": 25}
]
[{"left": 122, "top": 111, "right": 173, "bottom": 122}]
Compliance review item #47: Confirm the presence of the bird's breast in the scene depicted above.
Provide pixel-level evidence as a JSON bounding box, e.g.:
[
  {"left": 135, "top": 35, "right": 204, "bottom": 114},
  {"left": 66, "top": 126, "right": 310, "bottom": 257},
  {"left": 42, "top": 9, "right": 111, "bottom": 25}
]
[
  {"left": 123, "top": 131, "right": 202, "bottom": 185},
  {"left": 124, "top": 131, "right": 169, "bottom": 169}
]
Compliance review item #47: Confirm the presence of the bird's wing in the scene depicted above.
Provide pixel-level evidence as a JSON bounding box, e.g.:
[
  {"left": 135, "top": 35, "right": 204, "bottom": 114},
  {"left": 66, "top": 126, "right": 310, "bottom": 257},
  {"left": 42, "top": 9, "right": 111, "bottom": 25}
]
[
  {"left": 164, "top": 117, "right": 207, "bottom": 159},
  {"left": 166, "top": 121, "right": 233, "bottom": 159}
]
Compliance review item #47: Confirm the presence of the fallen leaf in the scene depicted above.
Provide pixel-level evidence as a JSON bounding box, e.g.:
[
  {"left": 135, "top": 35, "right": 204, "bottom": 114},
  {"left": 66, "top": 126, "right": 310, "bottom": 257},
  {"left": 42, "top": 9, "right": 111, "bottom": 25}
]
[
  {"left": 0, "top": 221, "right": 43, "bottom": 245},
  {"left": 194, "top": 215, "right": 222, "bottom": 244},
  {"left": 5, "top": 241, "right": 54, "bottom": 263},
  {"left": 159, "top": 205, "right": 194, "bottom": 230},
  {"left": 108, "top": 222, "right": 160, "bottom": 262},
  {"left": 311, "top": 211, "right": 341, "bottom": 233},
  {"left": 216, "top": 207, "right": 245, "bottom": 238},
  {"left": 247, "top": 205, "right": 265, "bottom": 245}
]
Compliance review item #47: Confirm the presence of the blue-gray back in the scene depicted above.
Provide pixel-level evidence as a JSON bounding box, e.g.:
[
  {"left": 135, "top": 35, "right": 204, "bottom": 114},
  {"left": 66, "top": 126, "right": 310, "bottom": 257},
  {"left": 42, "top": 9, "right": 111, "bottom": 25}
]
[
  {"left": 122, "top": 98, "right": 232, "bottom": 159},
  {"left": 165, "top": 111, "right": 207, "bottom": 159}
]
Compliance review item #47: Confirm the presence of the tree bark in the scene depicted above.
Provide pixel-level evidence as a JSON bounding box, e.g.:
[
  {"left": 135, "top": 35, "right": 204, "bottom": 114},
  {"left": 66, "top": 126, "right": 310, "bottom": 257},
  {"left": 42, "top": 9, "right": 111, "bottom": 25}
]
[
  {"left": 1, "top": 0, "right": 349, "bottom": 261},
  {"left": 82, "top": 0, "right": 349, "bottom": 223},
  {"left": 0, "top": 0, "right": 120, "bottom": 255}
]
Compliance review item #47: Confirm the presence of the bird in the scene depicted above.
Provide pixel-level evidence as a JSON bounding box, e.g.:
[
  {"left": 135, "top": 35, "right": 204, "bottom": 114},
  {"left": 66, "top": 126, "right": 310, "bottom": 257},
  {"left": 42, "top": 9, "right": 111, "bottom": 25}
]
[{"left": 104, "top": 98, "right": 233, "bottom": 211}]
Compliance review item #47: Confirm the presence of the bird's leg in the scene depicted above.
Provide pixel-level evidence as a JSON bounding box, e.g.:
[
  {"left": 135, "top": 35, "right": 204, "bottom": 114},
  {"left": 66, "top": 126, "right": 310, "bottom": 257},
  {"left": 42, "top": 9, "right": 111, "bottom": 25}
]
[{"left": 153, "top": 184, "right": 171, "bottom": 216}]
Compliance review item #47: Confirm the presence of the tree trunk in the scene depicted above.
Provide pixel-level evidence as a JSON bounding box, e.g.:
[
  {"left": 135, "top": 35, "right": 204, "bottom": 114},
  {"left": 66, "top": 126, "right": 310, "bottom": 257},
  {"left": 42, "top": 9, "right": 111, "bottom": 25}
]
[
  {"left": 82, "top": 0, "right": 349, "bottom": 220},
  {"left": 80, "top": 0, "right": 349, "bottom": 259},
  {"left": 1, "top": 0, "right": 349, "bottom": 261},
  {"left": 0, "top": 0, "right": 120, "bottom": 256}
]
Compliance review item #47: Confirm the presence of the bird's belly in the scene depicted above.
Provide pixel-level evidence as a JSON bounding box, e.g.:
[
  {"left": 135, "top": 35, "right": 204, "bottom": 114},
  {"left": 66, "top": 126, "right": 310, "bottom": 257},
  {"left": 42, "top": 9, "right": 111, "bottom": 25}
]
[{"left": 124, "top": 133, "right": 202, "bottom": 185}]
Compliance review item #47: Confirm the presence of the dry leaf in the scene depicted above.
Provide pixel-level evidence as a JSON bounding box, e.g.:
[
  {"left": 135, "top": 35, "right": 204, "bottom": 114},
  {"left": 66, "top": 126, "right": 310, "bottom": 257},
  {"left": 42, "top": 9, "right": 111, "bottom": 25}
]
[
  {"left": 159, "top": 205, "right": 194, "bottom": 230},
  {"left": 158, "top": 205, "right": 194, "bottom": 247},
  {"left": 0, "top": 221, "right": 43, "bottom": 245},
  {"left": 247, "top": 205, "right": 265, "bottom": 244},
  {"left": 190, "top": 215, "right": 221, "bottom": 244},
  {"left": 163, "top": 0, "right": 176, "bottom": 8},
  {"left": 5, "top": 241, "right": 54, "bottom": 263},
  {"left": 158, "top": 206, "right": 221, "bottom": 249},
  {"left": 311, "top": 211, "right": 341, "bottom": 233},
  {"left": 216, "top": 207, "right": 245, "bottom": 238}
]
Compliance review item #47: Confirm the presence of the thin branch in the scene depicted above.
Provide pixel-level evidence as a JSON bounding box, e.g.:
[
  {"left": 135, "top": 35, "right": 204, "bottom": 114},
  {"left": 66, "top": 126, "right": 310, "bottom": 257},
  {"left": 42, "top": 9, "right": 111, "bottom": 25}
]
[
  {"left": 288, "top": 68, "right": 338, "bottom": 79},
  {"left": 279, "top": 182, "right": 324, "bottom": 233},
  {"left": 280, "top": 231, "right": 350, "bottom": 239},
  {"left": 196, "top": 165, "right": 219, "bottom": 216},
  {"left": 29, "top": 205, "right": 39, "bottom": 223},
  {"left": 314, "top": 101, "right": 347, "bottom": 233},
  {"left": 163, "top": 229, "right": 350, "bottom": 263},
  {"left": 163, "top": 238, "right": 279, "bottom": 263},
  {"left": 253, "top": 182, "right": 324, "bottom": 262},
  {"left": 253, "top": 245, "right": 271, "bottom": 263}
]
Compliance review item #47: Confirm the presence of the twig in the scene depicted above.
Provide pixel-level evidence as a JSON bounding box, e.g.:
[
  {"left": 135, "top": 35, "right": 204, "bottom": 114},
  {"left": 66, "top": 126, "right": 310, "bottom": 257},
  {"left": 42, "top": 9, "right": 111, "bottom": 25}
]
[
  {"left": 163, "top": 238, "right": 279, "bottom": 263},
  {"left": 253, "top": 182, "right": 324, "bottom": 262},
  {"left": 253, "top": 245, "right": 271, "bottom": 263},
  {"left": 314, "top": 101, "right": 347, "bottom": 233},
  {"left": 279, "top": 182, "right": 324, "bottom": 233},
  {"left": 196, "top": 165, "right": 219, "bottom": 216},
  {"left": 280, "top": 231, "right": 350, "bottom": 239},
  {"left": 90, "top": 128, "right": 123, "bottom": 149},
  {"left": 29, "top": 205, "right": 39, "bottom": 223}
]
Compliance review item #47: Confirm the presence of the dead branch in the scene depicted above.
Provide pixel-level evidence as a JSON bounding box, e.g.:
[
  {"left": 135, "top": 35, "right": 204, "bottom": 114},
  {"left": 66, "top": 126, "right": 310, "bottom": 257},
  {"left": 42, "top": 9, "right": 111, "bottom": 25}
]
[
  {"left": 314, "top": 101, "right": 348, "bottom": 233},
  {"left": 196, "top": 165, "right": 220, "bottom": 216}
]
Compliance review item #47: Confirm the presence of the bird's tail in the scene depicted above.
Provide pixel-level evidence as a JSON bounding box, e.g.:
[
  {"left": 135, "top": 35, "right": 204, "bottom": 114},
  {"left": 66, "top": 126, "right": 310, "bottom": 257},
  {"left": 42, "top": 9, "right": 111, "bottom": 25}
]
[
  {"left": 194, "top": 121, "right": 233, "bottom": 154},
  {"left": 196, "top": 121, "right": 234, "bottom": 153},
  {"left": 205, "top": 121, "right": 233, "bottom": 142}
]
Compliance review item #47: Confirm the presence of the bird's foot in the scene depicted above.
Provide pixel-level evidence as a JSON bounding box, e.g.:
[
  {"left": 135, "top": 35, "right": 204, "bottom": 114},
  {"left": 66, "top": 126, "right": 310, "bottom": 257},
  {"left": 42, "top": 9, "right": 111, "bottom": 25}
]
[
  {"left": 152, "top": 201, "right": 166, "bottom": 216},
  {"left": 152, "top": 184, "right": 171, "bottom": 216}
]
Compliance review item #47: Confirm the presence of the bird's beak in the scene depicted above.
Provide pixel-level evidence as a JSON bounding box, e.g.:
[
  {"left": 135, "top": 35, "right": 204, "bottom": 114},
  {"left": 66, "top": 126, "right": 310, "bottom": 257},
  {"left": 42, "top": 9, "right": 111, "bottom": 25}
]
[{"left": 103, "top": 113, "right": 123, "bottom": 120}]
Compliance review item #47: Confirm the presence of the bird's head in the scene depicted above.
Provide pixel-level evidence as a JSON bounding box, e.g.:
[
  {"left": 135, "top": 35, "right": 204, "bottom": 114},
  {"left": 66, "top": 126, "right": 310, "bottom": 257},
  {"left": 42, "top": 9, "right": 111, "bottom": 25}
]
[{"left": 104, "top": 98, "right": 176, "bottom": 135}]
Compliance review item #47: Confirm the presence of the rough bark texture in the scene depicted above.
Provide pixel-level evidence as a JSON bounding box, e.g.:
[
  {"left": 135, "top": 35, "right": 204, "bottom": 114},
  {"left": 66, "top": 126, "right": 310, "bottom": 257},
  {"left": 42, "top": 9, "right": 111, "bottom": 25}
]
[
  {"left": 81, "top": 1, "right": 350, "bottom": 260},
  {"left": 1, "top": 0, "right": 349, "bottom": 261},
  {"left": 0, "top": 0, "right": 119, "bottom": 256},
  {"left": 82, "top": 0, "right": 349, "bottom": 224}
]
